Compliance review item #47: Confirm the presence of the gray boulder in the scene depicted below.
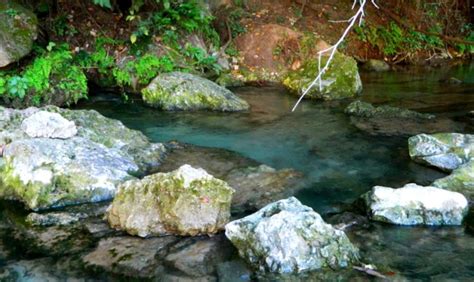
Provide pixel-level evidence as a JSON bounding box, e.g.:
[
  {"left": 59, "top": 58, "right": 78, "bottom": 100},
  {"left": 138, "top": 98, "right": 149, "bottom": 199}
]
[
  {"left": 142, "top": 72, "right": 249, "bottom": 111},
  {"left": 408, "top": 133, "right": 474, "bottom": 171},
  {"left": 0, "top": 106, "right": 166, "bottom": 210},
  {"left": 364, "top": 183, "right": 468, "bottom": 225},
  {"left": 0, "top": 2, "right": 38, "bottom": 67},
  {"left": 225, "top": 197, "right": 359, "bottom": 273},
  {"left": 106, "top": 165, "right": 234, "bottom": 237}
]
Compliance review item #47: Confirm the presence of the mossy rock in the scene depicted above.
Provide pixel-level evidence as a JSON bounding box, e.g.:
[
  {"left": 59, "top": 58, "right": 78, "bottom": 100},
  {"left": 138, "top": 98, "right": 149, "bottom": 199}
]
[
  {"left": 433, "top": 161, "right": 474, "bottom": 200},
  {"left": 283, "top": 52, "right": 362, "bottom": 100},
  {"left": 142, "top": 72, "right": 249, "bottom": 111},
  {"left": 106, "top": 165, "right": 234, "bottom": 237},
  {"left": 0, "top": 2, "right": 38, "bottom": 67}
]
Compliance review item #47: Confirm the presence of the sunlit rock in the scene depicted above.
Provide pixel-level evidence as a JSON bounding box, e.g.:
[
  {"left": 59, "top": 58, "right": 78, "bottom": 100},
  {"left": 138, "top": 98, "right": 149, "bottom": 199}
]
[
  {"left": 225, "top": 197, "right": 359, "bottom": 273},
  {"left": 106, "top": 165, "right": 234, "bottom": 237},
  {"left": 0, "top": 106, "right": 166, "bottom": 210},
  {"left": 364, "top": 183, "right": 468, "bottom": 225},
  {"left": 21, "top": 111, "right": 77, "bottom": 139}
]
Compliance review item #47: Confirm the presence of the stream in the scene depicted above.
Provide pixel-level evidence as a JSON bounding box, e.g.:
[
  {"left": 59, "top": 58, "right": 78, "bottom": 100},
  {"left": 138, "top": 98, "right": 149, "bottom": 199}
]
[{"left": 1, "top": 64, "right": 474, "bottom": 280}]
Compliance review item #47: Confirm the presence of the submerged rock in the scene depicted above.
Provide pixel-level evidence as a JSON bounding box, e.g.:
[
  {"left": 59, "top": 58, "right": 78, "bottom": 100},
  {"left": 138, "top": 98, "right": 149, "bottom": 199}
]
[
  {"left": 283, "top": 52, "right": 362, "bottom": 100},
  {"left": 345, "top": 100, "right": 435, "bottom": 120},
  {"left": 408, "top": 133, "right": 474, "bottom": 171},
  {"left": 106, "top": 165, "right": 234, "bottom": 237},
  {"left": 362, "top": 59, "right": 390, "bottom": 72},
  {"left": 83, "top": 236, "right": 178, "bottom": 279},
  {"left": 343, "top": 101, "right": 459, "bottom": 136},
  {"left": 142, "top": 72, "right": 249, "bottom": 111},
  {"left": 164, "top": 235, "right": 233, "bottom": 277},
  {"left": 433, "top": 161, "right": 474, "bottom": 200},
  {"left": 158, "top": 143, "right": 304, "bottom": 213},
  {"left": 26, "top": 212, "right": 88, "bottom": 227},
  {"left": 364, "top": 183, "right": 468, "bottom": 225},
  {"left": 0, "top": 106, "right": 166, "bottom": 210},
  {"left": 225, "top": 197, "right": 359, "bottom": 273},
  {"left": 0, "top": 2, "right": 38, "bottom": 67},
  {"left": 227, "top": 165, "right": 303, "bottom": 213}
]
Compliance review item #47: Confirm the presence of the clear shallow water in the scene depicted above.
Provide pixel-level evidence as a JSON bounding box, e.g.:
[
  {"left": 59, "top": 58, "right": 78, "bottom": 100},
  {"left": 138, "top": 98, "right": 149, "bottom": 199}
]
[{"left": 1, "top": 65, "right": 473, "bottom": 280}]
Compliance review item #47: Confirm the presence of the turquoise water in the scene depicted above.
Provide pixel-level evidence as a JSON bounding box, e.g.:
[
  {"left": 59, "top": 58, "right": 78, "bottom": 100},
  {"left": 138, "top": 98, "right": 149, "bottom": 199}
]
[
  {"left": 0, "top": 64, "right": 473, "bottom": 280},
  {"left": 78, "top": 65, "right": 474, "bottom": 280}
]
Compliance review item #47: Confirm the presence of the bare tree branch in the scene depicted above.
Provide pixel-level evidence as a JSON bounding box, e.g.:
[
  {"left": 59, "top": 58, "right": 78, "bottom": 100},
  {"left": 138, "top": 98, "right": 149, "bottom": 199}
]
[{"left": 291, "top": 0, "right": 379, "bottom": 112}]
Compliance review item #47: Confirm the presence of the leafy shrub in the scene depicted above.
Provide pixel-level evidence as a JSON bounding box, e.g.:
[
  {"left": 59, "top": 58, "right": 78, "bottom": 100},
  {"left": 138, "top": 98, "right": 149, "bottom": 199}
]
[
  {"left": 0, "top": 44, "right": 88, "bottom": 107},
  {"left": 355, "top": 21, "right": 445, "bottom": 56}
]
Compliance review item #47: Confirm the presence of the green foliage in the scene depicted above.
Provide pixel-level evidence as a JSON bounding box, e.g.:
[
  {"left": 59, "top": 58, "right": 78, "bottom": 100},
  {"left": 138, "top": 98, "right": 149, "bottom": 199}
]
[
  {"left": 7, "top": 76, "right": 28, "bottom": 99},
  {"left": 457, "top": 24, "right": 474, "bottom": 54},
  {"left": 92, "top": 0, "right": 112, "bottom": 9},
  {"left": 228, "top": 8, "right": 247, "bottom": 38},
  {"left": 184, "top": 44, "right": 221, "bottom": 74},
  {"left": 112, "top": 54, "right": 176, "bottom": 89},
  {"left": 51, "top": 14, "right": 78, "bottom": 37},
  {"left": 0, "top": 44, "right": 88, "bottom": 106},
  {"left": 128, "top": 0, "right": 217, "bottom": 46},
  {"left": 354, "top": 22, "right": 444, "bottom": 56},
  {"left": 4, "top": 8, "right": 19, "bottom": 17}
]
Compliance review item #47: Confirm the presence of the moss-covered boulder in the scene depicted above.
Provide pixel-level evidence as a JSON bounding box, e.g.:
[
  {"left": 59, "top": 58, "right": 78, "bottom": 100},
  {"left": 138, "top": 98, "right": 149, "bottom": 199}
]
[
  {"left": 283, "top": 52, "right": 362, "bottom": 100},
  {"left": 364, "top": 183, "right": 468, "bottom": 225},
  {"left": 0, "top": 2, "right": 38, "bottom": 67},
  {"left": 142, "top": 72, "right": 249, "bottom": 111},
  {"left": 408, "top": 133, "right": 474, "bottom": 172},
  {"left": 0, "top": 106, "right": 166, "bottom": 210},
  {"left": 433, "top": 161, "right": 474, "bottom": 200},
  {"left": 106, "top": 165, "right": 235, "bottom": 237},
  {"left": 225, "top": 197, "right": 359, "bottom": 273}
]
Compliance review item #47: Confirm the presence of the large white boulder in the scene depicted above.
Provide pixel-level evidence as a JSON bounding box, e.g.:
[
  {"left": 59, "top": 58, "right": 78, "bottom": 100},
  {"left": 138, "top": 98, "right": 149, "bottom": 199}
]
[{"left": 365, "top": 183, "right": 468, "bottom": 225}]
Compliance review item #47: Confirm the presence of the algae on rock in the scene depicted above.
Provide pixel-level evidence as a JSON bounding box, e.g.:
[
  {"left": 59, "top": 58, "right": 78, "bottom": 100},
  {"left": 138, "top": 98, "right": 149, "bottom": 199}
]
[
  {"left": 0, "top": 106, "right": 166, "bottom": 210},
  {"left": 283, "top": 52, "right": 362, "bottom": 100},
  {"left": 106, "top": 165, "right": 234, "bottom": 237},
  {"left": 0, "top": 2, "right": 38, "bottom": 67},
  {"left": 142, "top": 72, "right": 249, "bottom": 111}
]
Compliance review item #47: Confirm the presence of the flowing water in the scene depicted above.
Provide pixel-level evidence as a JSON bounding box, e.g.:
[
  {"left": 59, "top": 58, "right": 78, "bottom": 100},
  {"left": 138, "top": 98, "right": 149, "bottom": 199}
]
[{"left": 1, "top": 64, "right": 474, "bottom": 280}]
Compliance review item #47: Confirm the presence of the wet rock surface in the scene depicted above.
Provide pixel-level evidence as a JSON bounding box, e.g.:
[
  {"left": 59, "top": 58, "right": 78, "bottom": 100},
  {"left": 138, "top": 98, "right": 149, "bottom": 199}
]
[{"left": 225, "top": 197, "right": 359, "bottom": 273}]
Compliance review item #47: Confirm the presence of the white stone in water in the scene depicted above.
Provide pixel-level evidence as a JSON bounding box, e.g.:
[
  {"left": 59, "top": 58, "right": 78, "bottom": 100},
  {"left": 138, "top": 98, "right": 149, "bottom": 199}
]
[
  {"left": 365, "top": 183, "right": 468, "bottom": 225},
  {"left": 21, "top": 111, "right": 77, "bottom": 139},
  {"left": 225, "top": 197, "right": 359, "bottom": 273}
]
